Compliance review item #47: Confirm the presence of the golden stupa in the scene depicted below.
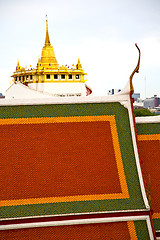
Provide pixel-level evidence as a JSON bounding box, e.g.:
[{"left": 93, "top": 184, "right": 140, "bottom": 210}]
[{"left": 11, "top": 17, "right": 87, "bottom": 86}]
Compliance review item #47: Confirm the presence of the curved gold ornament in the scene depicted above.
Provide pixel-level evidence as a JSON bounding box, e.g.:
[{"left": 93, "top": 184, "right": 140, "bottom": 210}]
[{"left": 130, "top": 43, "right": 141, "bottom": 94}]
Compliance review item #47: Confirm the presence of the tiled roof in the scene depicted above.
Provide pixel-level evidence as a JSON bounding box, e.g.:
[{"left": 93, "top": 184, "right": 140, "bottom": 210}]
[
  {"left": 0, "top": 102, "right": 147, "bottom": 218},
  {"left": 0, "top": 97, "right": 155, "bottom": 238},
  {"left": 136, "top": 120, "right": 160, "bottom": 233}
]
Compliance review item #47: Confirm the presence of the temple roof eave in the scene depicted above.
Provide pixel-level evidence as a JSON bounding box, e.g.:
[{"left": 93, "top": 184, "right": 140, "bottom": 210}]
[{"left": 12, "top": 68, "right": 87, "bottom": 76}]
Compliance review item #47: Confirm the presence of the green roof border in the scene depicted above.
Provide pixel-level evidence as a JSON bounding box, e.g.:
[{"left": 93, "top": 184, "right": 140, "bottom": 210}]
[
  {"left": 136, "top": 123, "right": 160, "bottom": 135},
  {"left": 134, "top": 220, "right": 150, "bottom": 239}
]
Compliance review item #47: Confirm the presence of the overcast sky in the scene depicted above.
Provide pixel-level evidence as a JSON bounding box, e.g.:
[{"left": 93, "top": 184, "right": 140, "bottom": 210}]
[{"left": 0, "top": 0, "right": 160, "bottom": 98}]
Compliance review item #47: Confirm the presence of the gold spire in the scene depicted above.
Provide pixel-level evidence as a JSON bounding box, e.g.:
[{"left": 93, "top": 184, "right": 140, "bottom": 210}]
[
  {"left": 45, "top": 15, "right": 51, "bottom": 46},
  {"left": 40, "top": 16, "right": 59, "bottom": 69}
]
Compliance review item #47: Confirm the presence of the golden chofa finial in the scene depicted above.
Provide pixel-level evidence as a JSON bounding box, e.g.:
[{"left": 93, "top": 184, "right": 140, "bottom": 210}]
[
  {"left": 130, "top": 43, "right": 141, "bottom": 94},
  {"left": 45, "top": 15, "right": 51, "bottom": 46}
]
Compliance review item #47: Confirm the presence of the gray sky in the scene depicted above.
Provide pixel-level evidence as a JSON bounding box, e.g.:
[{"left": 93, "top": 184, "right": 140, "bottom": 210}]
[{"left": 0, "top": 0, "right": 160, "bottom": 98}]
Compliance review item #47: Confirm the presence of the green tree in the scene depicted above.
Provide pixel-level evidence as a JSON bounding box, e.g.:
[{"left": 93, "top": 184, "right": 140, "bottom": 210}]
[{"left": 134, "top": 108, "right": 158, "bottom": 117}]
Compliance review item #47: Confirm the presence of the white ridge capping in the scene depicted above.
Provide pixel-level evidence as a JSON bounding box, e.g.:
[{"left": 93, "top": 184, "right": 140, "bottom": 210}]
[
  {"left": 128, "top": 95, "right": 150, "bottom": 210},
  {"left": 136, "top": 115, "right": 160, "bottom": 124},
  {"left": 118, "top": 79, "right": 130, "bottom": 96},
  {"left": 0, "top": 93, "right": 129, "bottom": 107},
  {"left": 119, "top": 79, "right": 150, "bottom": 209},
  {"left": 0, "top": 215, "right": 154, "bottom": 239},
  {"left": 114, "top": 79, "right": 131, "bottom": 109}
]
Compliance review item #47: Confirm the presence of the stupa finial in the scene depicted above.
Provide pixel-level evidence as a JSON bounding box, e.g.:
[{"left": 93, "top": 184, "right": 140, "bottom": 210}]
[{"left": 45, "top": 15, "right": 51, "bottom": 46}]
